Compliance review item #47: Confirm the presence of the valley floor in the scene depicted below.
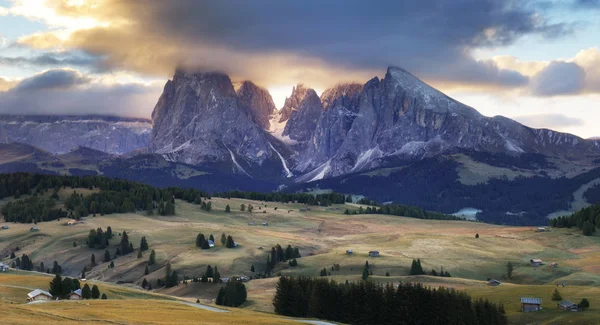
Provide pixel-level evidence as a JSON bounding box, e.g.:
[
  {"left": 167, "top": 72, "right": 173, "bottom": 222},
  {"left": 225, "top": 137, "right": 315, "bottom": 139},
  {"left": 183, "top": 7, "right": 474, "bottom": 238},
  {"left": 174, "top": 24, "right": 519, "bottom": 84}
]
[{"left": 2, "top": 193, "right": 600, "bottom": 324}]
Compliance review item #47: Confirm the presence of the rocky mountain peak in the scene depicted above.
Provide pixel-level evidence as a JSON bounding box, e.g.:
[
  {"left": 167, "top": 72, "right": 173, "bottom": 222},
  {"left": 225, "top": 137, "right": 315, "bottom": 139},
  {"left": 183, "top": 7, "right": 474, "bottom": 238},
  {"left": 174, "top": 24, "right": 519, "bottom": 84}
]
[
  {"left": 320, "top": 83, "right": 364, "bottom": 111},
  {"left": 278, "top": 84, "right": 310, "bottom": 123},
  {"left": 236, "top": 81, "right": 276, "bottom": 130},
  {"left": 282, "top": 89, "right": 322, "bottom": 150}
]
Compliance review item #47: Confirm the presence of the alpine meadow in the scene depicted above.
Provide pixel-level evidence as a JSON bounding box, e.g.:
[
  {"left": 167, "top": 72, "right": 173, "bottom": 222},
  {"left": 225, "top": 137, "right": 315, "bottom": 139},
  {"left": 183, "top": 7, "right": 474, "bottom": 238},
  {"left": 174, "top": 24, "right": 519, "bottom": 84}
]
[{"left": 2, "top": 0, "right": 600, "bottom": 324}]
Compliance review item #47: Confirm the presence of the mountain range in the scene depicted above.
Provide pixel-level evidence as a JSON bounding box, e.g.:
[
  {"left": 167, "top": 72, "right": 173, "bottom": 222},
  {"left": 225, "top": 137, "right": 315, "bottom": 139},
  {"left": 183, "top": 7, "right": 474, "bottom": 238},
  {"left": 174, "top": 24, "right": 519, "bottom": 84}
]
[{"left": 1, "top": 67, "right": 600, "bottom": 225}]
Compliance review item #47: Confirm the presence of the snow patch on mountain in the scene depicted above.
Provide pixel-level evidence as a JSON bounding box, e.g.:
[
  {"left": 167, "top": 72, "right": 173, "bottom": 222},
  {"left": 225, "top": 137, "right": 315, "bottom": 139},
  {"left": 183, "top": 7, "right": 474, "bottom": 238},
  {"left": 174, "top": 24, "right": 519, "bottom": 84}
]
[
  {"left": 227, "top": 147, "right": 252, "bottom": 178},
  {"left": 268, "top": 142, "right": 293, "bottom": 178}
]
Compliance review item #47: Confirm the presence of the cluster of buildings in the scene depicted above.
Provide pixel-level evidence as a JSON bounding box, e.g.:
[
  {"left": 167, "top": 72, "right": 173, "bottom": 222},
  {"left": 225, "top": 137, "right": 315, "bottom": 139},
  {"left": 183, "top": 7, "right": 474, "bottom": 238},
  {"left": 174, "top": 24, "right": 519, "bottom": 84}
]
[
  {"left": 520, "top": 298, "right": 580, "bottom": 312},
  {"left": 26, "top": 289, "right": 83, "bottom": 302}
]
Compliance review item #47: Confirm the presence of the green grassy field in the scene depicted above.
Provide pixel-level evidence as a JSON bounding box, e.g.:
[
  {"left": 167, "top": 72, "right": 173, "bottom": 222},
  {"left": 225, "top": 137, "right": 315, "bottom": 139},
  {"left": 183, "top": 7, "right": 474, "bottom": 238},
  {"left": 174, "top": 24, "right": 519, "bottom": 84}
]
[{"left": 3, "top": 194, "right": 600, "bottom": 324}]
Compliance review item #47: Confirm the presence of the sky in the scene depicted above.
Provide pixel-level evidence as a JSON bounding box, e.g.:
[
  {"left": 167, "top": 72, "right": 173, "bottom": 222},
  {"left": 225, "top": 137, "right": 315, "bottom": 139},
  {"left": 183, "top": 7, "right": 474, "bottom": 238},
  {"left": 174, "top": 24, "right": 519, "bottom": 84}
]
[{"left": 0, "top": 0, "right": 599, "bottom": 138}]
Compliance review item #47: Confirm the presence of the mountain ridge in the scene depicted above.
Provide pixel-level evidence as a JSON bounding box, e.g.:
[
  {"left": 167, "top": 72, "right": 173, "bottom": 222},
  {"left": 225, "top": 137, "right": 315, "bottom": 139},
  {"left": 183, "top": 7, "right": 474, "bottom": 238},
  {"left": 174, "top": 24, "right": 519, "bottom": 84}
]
[{"left": 149, "top": 66, "right": 599, "bottom": 181}]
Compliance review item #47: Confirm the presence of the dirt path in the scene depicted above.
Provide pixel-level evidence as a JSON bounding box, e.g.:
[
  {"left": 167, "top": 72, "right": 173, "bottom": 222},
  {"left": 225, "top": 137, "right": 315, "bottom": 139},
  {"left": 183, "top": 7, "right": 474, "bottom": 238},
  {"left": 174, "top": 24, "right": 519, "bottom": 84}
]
[
  {"left": 0, "top": 284, "right": 35, "bottom": 290},
  {"left": 176, "top": 300, "right": 229, "bottom": 313}
]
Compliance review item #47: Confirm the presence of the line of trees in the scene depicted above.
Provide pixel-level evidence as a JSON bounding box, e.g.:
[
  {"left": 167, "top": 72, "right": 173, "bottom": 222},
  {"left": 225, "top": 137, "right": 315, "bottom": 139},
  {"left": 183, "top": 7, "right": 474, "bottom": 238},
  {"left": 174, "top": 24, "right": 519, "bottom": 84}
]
[
  {"left": 1, "top": 196, "right": 68, "bottom": 223},
  {"left": 216, "top": 279, "right": 247, "bottom": 307},
  {"left": 273, "top": 277, "right": 507, "bottom": 325},
  {"left": 0, "top": 173, "right": 182, "bottom": 223},
  {"left": 345, "top": 201, "right": 462, "bottom": 221},
  {"left": 550, "top": 205, "right": 600, "bottom": 236},
  {"left": 214, "top": 191, "right": 348, "bottom": 207},
  {"left": 48, "top": 274, "right": 106, "bottom": 300},
  {"left": 266, "top": 244, "right": 301, "bottom": 273}
]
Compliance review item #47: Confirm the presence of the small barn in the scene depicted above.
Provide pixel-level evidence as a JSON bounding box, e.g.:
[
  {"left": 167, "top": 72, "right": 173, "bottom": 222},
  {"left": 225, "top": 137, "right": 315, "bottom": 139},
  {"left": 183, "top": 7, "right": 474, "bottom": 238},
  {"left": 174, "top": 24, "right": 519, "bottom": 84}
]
[
  {"left": 0, "top": 262, "right": 9, "bottom": 271},
  {"left": 487, "top": 279, "right": 502, "bottom": 286},
  {"left": 30, "top": 226, "right": 39, "bottom": 232},
  {"left": 262, "top": 222, "right": 268, "bottom": 226},
  {"left": 67, "top": 219, "right": 78, "bottom": 225},
  {"left": 68, "top": 289, "right": 82, "bottom": 300},
  {"left": 368, "top": 251, "right": 380, "bottom": 257},
  {"left": 559, "top": 300, "right": 579, "bottom": 311},
  {"left": 530, "top": 259, "right": 543, "bottom": 267},
  {"left": 27, "top": 289, "right": 52, "bottom": 302},
  {"left": 537, "top": 227, "right": 547, "bottom": 232},
  {"left": 248, "top": 222, "right": 255, "bottom": 226},
  {"left": 521, "top": 297, "right": 542, "bottom": 312},
  {"left": 207, "top": 240, "right": 215, "bottom": 248},
  {"left": 1, "top": 225, "right": 8, "bottom": 230},
  {"left": 346, "top": 250, "right": 353, "bottom": 255}
]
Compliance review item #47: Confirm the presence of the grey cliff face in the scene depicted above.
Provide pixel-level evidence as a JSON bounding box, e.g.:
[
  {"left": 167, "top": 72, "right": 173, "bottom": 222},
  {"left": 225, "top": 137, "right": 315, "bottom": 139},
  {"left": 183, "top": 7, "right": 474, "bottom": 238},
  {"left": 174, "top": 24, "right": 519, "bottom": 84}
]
[
  {"left": 150, "top": 70, "right": 292, "bottom": 178},
  {"left": 300, "top": 83, "right": 363, "bottom": 171},
  {"left": 311, "top": 67, "right": 597, "bottom": 179},
  {"left": 148, "top": 66, "right": 599, "bottom": 182},
  {"left": 281, "top": 89, "right": 322, "bottom": 151},
  {"left": 0, "top": 115, "right": 151, "bottom": 155},
  {"left": 236, "top": 81, "right": 276, "bottom": 130}
]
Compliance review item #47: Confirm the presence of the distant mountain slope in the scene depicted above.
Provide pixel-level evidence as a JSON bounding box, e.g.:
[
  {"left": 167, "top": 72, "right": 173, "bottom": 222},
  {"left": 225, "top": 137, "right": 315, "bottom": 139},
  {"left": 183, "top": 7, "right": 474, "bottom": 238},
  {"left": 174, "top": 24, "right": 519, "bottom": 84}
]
[{"left": 0, "top": 115, "right": 151, "bottom": 155}]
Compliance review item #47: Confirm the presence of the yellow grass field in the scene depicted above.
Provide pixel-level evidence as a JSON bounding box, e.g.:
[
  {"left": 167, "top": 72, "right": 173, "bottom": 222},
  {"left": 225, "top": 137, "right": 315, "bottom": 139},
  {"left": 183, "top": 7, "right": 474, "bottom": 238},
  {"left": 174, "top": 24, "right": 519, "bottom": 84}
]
[{"left": 3, "top": 194, "right": 600, "bottom": 324}]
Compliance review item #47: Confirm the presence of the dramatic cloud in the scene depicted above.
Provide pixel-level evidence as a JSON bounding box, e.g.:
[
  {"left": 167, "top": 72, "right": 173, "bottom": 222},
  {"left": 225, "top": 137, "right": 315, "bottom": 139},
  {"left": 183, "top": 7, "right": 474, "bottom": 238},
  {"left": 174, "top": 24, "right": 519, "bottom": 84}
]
[
  {"left": 12, "top": 68, "right": 91, "bottom": 92},
  {"left": 530, "top": 61, "right": 586, "bottom": 96},
  {"left": 572, "top": 47, "right": 600, "bottom": 92},
  {"left": 0, "top": 69, "right": 162, "bottom": 116},
  {"left": 0, "top": 51, "right": 103, "bottom": 70},
  {"left": 11, "top": 0, "right": 571, "bottom": 90},
  {"left": 513, "top": 113, "right": 585, "bottom": 129}
]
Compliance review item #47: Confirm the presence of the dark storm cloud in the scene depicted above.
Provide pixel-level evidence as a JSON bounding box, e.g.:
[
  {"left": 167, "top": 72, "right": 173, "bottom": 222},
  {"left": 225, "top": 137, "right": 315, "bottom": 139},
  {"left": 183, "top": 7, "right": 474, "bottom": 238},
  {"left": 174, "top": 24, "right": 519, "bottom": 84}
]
[
  {"left": 44, "top": 0, "right": 571, "bottom": 88},
  {"left": 12, "top": 68, "right": 91, "bottom": 92},
  {"left": 136, "top": 0, "right": 566, "bottom": 85},
  {"left": 530, "top": 61, "right": 586, "bottom": 96},
  {"left": 0, "top": 70, "right": 162, "bottom": 116}
]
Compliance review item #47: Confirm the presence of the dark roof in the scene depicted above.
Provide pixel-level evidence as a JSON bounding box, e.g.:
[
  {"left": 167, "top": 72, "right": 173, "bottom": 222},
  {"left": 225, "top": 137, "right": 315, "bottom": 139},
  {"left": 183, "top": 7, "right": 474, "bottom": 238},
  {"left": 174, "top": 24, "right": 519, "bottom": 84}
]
[
  {"left": 560, "top": 300, "right": 577, "bottom": 307},
  {"left": 521, "top": 297, "right": 542, "bottom": 304}
]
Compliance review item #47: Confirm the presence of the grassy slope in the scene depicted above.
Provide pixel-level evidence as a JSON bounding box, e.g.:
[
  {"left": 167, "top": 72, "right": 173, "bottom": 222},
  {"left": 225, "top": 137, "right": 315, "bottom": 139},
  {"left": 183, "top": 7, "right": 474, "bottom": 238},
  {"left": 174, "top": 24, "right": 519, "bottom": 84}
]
[
  {"left": 3, "top": 194, "right": 600, "bottom": 324},
  {"left": 0, "top": 272, "right": 299, "bottom": 325}
]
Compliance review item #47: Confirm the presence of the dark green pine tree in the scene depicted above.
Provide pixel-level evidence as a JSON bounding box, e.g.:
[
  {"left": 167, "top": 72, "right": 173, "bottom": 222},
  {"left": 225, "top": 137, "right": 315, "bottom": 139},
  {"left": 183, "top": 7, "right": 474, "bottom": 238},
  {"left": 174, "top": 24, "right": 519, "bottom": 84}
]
[
  {"left": 104, "top": 249, "right": 111, "bottom": 262},
  {"left": 216, "top": 287, "right": 225, "bottom": 305},
  {"left": 250, "top": 264, "right": 255, "bottom": 272},
  {"left": 213, "top": 266, "right": 220, "bottom": 283},
  {"left": 91, "top": 284, "right": 100, "bottom": 299},
  {"left": 225, "top": 205, "right": 231, "bottom": 213},
  {"left": 91, "top": 253, "right": 96, "bottom": 266},
  {"left": 196, "top": 233, "right": 206, "bottom": 248},
  {"left": 101, "top": 293, "right": 107, "bottom": 299},
  {"left": 362, "top": 266, "right": 370, "bottom": 280},
  {"left": 142, "top": 278, "right": 148, "bottom": 289},
  {"left": 82, "top": 284, "right": 91, "bottom": 299},
  {"left": 226, "top": 235, "right": 235, "bottom": 248},
  {"left": 48, "top": 273, "right": 63, "bottom": 298},
  {"left": 148, "top": 249, "right": 156, "bottom": 265},
  {"left": 120, "top": 231, "right": 132, "bottom": 255},
  {"left": 209, "top": 234, "right": 215, "bottom": 243},
  {"left": 137, "top": 249, "right": 143, "bottom": 258},
  {"left": 205, "top": 265, "right": 214, "bottom": 278},
  {"left": 140, "top": 236, "right": 149, "bottom": 251},
  {"left": 220, "top": 233, "right": 227, "bottom": 246},
  {"left": 144, "top": 265, "right": 149, "bottom": 275}
]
